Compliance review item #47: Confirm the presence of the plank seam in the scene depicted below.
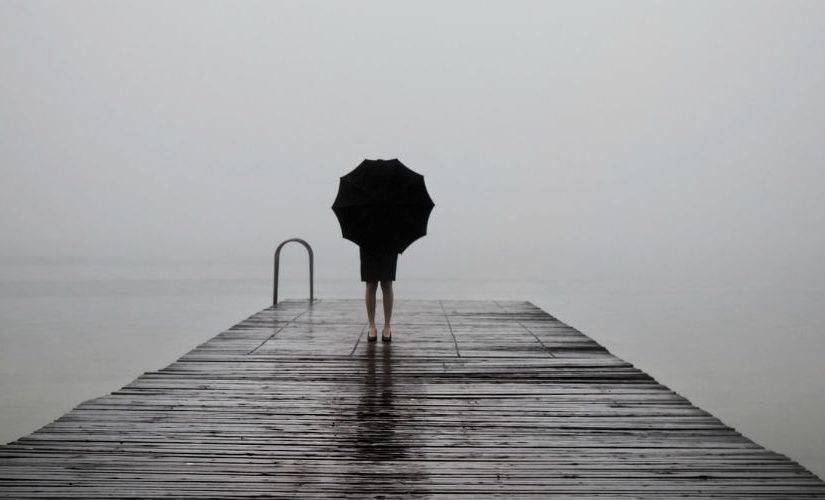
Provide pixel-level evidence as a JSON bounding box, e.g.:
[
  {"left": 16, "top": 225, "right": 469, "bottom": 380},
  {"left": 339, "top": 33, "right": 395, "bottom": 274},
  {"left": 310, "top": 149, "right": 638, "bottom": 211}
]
[
  {"left": 439, "top": 300, "right": 461, "bottom": 357},
  {"left": 348, "top": 323, "right": 368, "bottom": 356},
  {"left": 246, "top": 307, "right": 311, "bottom": 355},
  {"left": 495, "top": 301, "right": 556, "bottom": 358}
]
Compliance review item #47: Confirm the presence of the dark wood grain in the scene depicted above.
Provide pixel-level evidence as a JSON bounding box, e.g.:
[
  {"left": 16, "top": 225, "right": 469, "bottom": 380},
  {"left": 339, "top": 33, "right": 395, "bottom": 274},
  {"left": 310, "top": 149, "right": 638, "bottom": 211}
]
[{"left": 1, "top": 299, "right": 823, "bottom": 498}]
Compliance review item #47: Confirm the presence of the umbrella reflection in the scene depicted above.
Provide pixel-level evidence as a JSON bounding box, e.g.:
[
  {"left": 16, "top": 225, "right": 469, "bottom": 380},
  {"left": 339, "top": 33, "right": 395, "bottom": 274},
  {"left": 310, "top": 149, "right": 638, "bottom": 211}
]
[
  {"left": 353, "top": 341, "right": 406, "bottom": 462},
  {"left": 337, "top": 340, "right": 429, "bottom": 496}
]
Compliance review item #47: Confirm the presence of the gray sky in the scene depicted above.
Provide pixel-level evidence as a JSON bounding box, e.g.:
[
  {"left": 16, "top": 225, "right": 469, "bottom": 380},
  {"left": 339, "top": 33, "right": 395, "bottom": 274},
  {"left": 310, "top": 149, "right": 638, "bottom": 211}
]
[{"left": 2, "top": 1, "right": 824, "bottom": 290}]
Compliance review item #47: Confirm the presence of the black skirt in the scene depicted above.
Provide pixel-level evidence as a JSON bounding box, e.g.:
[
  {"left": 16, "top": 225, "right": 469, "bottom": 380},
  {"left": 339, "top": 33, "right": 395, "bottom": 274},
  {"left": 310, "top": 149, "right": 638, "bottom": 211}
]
[{"left": 359, "top": 247, "right": 398, "bottom": 282}]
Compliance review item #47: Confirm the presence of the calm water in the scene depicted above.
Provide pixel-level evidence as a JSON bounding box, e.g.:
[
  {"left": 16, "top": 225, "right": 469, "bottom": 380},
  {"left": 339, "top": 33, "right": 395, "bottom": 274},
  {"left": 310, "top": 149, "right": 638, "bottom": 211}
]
[{"left": 1, "top": 263, "right": 823, "bottom": 480}]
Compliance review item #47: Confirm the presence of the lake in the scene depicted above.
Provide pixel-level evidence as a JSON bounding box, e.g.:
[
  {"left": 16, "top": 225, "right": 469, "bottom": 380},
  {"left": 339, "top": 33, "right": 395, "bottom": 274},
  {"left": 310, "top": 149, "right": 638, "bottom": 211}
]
[{"left": 1, "top": 262, "right": 823, "bottom": 480}]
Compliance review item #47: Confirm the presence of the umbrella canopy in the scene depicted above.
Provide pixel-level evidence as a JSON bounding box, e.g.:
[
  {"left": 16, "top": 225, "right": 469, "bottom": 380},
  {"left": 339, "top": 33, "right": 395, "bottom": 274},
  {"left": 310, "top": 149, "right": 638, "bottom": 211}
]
[{"left": 332, "top": 158, "right": 434, "bottom": 254}]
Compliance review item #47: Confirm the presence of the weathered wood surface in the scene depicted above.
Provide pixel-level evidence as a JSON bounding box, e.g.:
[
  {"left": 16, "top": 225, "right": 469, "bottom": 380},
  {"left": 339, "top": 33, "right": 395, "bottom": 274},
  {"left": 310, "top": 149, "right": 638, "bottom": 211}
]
[{"left": 1, "top": 299, "right": 823, "bottom": 498}]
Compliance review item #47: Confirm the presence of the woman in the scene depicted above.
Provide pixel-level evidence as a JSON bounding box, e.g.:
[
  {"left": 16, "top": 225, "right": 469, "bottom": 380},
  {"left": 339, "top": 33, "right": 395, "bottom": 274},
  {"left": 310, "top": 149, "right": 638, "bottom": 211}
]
[{"left": 360, "top": 245, "right": 397, "bottom": 342}]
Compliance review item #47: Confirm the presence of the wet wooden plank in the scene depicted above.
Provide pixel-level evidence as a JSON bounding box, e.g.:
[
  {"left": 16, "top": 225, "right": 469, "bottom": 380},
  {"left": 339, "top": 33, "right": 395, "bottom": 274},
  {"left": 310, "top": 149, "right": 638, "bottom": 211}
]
[{"left": 1, "top": 299, "right": 823, "bottom": 498}]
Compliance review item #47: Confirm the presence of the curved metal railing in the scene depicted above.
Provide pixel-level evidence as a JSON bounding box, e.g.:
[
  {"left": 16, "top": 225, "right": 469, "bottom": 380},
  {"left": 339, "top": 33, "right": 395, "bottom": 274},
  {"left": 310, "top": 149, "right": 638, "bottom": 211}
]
[{"left": 273, "top": 238, "right": 314, "bottom": 305}]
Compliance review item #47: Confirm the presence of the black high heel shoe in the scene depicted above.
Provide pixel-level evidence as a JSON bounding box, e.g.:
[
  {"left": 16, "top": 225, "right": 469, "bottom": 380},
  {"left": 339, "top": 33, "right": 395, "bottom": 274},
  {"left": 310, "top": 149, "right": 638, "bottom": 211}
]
[
  {"left": 381, "top": 328, "right": 391, "bottom": 342},
  {"left": 367, "top": 327, "right": 378, "bottom": 342}
]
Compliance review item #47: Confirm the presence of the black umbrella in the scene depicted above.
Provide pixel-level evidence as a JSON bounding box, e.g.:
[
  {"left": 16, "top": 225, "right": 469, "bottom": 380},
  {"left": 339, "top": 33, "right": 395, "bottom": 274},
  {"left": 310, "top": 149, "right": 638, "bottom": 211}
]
[{"left": 332, "top": 158, "right": 434, "bottom": 254}]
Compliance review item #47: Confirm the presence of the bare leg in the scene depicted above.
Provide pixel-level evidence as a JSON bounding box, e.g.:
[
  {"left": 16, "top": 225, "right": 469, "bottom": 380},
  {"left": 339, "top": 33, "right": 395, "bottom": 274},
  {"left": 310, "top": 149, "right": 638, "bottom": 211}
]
[
  {"left": 365, "top": 282, "right": 378, "bottom": 338},
  {"left": 380, "top": 280, "right": 393, "bottom": 337}
]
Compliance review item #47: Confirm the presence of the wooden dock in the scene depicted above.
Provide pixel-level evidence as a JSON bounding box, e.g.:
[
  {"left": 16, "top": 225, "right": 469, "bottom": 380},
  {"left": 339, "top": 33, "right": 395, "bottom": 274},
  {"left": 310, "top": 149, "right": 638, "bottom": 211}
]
[{"left": 1, "top": 299, "right": 823, "bottom": 498}]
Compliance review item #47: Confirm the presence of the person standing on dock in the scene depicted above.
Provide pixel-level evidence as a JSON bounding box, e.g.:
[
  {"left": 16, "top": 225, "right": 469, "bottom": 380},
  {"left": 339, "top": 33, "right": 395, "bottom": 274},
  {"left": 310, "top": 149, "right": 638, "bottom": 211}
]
[
  {"left": 360, "top": 246, "right": 397, "bottom": 342},
  {"left": 332, "top": 158, "right": 435, "bottom": 344}
]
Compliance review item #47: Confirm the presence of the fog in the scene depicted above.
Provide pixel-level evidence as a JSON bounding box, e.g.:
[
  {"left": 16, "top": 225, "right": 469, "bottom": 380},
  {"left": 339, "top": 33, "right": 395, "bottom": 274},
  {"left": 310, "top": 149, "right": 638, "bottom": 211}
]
[
  {"left": 2, "top": 1, "right": 825, "bottom": 290},
  {"left": 4, "top": 1, "right": 825, "bottom": 480}
]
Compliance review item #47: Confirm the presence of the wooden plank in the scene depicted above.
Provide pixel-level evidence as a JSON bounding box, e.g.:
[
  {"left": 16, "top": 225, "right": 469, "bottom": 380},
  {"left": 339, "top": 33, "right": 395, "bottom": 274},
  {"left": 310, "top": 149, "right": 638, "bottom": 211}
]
[{"left": 1, "top": 299, "right": 823, "bottom": 498}]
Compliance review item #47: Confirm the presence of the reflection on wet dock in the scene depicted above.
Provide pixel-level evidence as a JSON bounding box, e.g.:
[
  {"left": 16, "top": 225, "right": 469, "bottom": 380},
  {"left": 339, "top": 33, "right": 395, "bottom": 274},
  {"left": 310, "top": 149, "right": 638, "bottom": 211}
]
[{"left": 1, "top": 299, "right": 823, "bottom": 498}]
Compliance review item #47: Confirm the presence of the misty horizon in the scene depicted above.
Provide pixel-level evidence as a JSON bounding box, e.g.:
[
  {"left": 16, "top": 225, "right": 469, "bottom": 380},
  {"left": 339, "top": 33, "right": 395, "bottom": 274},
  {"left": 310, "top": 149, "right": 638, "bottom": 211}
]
[
  {"left": 3, "top": 2, "right": 825, "bottom": 294},
  {"left": 2, "top": 0, "right": 825, "bottom": 486}
]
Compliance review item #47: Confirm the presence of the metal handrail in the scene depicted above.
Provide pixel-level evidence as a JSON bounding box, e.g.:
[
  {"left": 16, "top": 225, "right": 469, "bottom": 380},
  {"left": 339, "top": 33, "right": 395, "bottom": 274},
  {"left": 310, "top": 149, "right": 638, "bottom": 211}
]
[{"left": 273, "top": 238, "right": 314, "bottom": 305}]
